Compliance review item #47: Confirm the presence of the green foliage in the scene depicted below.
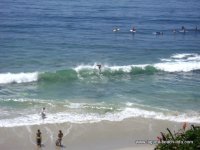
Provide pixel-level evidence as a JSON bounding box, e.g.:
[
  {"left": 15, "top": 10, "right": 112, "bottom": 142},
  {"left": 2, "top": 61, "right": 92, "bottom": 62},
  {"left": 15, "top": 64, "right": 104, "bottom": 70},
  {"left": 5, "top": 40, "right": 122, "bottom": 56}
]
[{"left": 155, "top": 125, "right": 200, "bottom": 150}]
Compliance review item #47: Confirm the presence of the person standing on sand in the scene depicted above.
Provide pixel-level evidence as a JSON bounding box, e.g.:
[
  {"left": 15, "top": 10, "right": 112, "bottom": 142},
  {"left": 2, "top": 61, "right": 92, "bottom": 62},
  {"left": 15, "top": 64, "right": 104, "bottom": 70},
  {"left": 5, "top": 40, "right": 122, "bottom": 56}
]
[
  {"left": 36, "top": 129, "right": 42, "bottom": 147},
  {"left": 56, "top": 130, "right": 63, "bottom": 146}
]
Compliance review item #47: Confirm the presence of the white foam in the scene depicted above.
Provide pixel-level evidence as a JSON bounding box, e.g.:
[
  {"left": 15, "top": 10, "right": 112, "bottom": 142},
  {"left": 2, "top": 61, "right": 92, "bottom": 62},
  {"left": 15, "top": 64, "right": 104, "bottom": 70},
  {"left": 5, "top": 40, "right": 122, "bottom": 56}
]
[
  {"left": 74, "top": 59, "right": 200, "bottom": 73},
  {"left": 154, "top": 61, "right": 200, "bottom": 72},
  {"left": 66, "top": 103, "right": 83, "bottom": 109},
  {"left": 0, "top": 107, "right": 199, "bottom": 127},
  {"left": 74, "top": 63, "right": 99, "bottom": 72},
  {"left": 74, "top": 63, "right": 148, "bottom": 73},
  {"left": 108, "top": 64, "right": 147, "bottom": 72},
  {"left": 0, "top": 72, "right": 38, "bottom": 84},
  {"left": 171, "top": 53, "right": 196, "bottom": 59}
]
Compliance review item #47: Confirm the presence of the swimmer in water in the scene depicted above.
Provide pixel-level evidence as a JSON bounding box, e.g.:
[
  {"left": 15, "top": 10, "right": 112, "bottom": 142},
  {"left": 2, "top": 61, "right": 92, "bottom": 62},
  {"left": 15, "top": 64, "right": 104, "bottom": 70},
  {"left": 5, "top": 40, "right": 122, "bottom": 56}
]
[{"left": 41, "top": 107, "right": 46, "bottom": 119}]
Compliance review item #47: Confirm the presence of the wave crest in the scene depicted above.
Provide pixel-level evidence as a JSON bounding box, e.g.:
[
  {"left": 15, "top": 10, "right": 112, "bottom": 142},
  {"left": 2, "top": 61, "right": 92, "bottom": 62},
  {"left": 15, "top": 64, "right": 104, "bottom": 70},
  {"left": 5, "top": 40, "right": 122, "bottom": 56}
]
[
  {"left": 0, "top": 72, "right": 38, "bottom": 84},
  {"left": 1, "top": 53, "right": 200, "bottom": 84}
]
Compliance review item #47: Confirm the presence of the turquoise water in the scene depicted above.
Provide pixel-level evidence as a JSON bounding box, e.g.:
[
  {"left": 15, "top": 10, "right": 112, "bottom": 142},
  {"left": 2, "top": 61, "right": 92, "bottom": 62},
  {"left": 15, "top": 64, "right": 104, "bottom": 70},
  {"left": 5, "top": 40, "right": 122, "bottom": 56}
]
[{"left": 0, "top": 0, "right": 200, "bottom": 127}]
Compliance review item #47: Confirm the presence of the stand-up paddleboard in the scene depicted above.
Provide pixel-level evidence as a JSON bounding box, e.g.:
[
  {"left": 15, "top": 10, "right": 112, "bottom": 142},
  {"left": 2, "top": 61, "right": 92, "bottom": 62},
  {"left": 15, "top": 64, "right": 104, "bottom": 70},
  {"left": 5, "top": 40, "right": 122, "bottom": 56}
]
[{"left": 130, "top": 29, "right": 136, "bottom": 33}]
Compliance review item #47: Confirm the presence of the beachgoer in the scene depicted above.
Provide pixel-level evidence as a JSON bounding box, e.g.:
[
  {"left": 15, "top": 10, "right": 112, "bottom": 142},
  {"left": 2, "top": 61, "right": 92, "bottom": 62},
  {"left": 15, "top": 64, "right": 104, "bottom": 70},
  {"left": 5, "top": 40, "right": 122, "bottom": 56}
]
[
  {"left": 36, "top": 129, "right": 42, "bottom": 147},
  {"left": 41, "top": 107, "right": 46, "bottom": 119},
  {"left": 56, "top": 130, "right": 63, "bottom": 146}
]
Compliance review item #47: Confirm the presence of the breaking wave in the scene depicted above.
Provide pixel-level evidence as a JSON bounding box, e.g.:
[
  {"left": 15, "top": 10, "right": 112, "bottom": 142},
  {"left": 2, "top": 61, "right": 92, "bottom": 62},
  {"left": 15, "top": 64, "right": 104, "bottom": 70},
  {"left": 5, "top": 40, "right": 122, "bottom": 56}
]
[{"left": 0, "top": 53, "right": 200, "bottom": 84}]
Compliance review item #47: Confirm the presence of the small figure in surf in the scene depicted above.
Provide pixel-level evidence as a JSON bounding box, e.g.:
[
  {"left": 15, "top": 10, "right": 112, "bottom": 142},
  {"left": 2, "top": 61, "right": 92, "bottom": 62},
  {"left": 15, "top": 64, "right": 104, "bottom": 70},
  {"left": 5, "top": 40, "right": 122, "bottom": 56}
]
[
  {"left": 132, "top": 26, "right": 136, "bottom": 31},
  {"left": 172, "top": 29, "right": 177, "bottom": 33},
  {"left": 97, "top": 64, "right": 102, "bottom": 73},
  {"left": 113, "top": 28, "right": 120, "bottom": 32},
  {"left": 181, "top": 26, "right": 185, "bottom": 30},
  {"left": 41, "top": 107, "right": 46, "bottom": 119},
  {"left": 36, "top": 129, "right": 42, "bottom": 147},
  {"left": 155, "top": 32, "right": 163, "bottom": 35},
  {"left": 56, "top": 130, "right": 63, "bottom": 147}
]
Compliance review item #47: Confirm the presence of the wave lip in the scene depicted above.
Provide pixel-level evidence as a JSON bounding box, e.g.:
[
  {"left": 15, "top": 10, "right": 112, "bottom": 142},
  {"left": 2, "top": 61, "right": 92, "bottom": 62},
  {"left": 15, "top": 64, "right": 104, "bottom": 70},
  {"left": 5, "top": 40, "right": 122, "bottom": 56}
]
[{"left": 0, "top": 72, "right": 38, "bottom": 84}]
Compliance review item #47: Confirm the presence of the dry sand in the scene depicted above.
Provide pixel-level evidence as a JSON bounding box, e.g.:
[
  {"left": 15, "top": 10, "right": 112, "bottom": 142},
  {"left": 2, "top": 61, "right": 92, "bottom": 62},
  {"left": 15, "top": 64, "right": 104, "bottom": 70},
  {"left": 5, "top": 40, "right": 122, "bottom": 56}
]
[{"left": 0, "top": 117, "right": 187, "bottom": 150}]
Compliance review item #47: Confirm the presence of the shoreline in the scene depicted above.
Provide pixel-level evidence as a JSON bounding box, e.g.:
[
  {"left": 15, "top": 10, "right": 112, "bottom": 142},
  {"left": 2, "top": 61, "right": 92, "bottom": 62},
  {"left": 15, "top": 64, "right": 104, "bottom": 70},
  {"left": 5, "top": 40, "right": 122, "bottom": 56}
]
[{"left": 0, "top": 117, "right": 191, "bottom": 150}]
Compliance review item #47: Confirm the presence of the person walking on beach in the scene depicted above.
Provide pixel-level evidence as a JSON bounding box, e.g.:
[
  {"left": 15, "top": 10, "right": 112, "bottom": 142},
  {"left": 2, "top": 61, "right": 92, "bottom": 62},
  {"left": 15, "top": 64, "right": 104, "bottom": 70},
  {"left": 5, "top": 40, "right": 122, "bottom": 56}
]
[
  {"left": 56, "top": 130, "right": 63, "bottom": 146},
  {"left": 36, "top": 129, "right": 42, "bottom": 147}
]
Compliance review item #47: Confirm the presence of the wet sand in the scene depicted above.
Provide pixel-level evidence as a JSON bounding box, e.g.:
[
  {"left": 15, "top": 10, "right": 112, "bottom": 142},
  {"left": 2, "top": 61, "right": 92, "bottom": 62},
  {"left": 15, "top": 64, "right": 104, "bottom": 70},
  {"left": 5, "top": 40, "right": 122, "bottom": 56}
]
[{"left": 0, "top": 117, "right": 186, "bottom": 150}]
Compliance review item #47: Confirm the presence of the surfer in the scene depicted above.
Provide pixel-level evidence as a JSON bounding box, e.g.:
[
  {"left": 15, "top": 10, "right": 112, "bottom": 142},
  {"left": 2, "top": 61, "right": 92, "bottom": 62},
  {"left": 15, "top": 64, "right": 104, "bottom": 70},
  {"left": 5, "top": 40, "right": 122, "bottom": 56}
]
[
  {"left": 132, "top": 27, "right": 136, "bottom": 31},
  {"left": 41, "top": 107, "right": 46, "bottom": 119},
  {"left": 36, "top": 129, "right": 42, "bottom": 147},
  {"left": 97, "top": 64, "right": 101, "bottom": 73},
  {"left": 155, "top": 32, "right": 163, "bottom": 35},
  {"left": 113, "top": 28, "right": 120, "bottom": 32},
  {"left": 56, "top": 130, "right": 63, "bottom": 146},
  {"left": 130, "top": 26, "right": 136, "bottom": 33},
  {"left": 180, "top": 26, "right": 186, "bottom": 33}
]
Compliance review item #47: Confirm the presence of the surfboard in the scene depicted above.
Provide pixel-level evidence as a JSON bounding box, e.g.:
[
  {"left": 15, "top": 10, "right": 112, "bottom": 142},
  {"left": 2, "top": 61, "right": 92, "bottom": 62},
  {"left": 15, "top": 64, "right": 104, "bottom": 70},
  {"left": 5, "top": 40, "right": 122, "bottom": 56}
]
[{"left": 179, "top": 30, "right": 188, "bottom": 33}]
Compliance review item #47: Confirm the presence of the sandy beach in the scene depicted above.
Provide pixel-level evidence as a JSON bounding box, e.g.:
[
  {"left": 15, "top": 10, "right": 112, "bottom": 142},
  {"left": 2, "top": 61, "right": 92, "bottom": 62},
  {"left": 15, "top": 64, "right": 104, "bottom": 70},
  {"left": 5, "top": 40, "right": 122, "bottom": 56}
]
[{"left": 0, "top": 117, "right": 187, "bottom": 150}]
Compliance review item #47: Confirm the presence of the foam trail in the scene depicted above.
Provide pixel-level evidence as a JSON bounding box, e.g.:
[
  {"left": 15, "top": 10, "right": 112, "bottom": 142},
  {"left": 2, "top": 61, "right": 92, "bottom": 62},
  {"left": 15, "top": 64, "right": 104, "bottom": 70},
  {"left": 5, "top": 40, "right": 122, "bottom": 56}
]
[
  {"left": 26, "top": 126, "right": 36, "bottom": 146},
  {"left": 171, "top": 53, "right": 198, "bottom": 59},
  {"left": 64, "top": 124, "right": 73, "bottom": 137},
  {"left": 43, "top": 127, "right": 51, "bottom": 144},
  {"left": 0, "top": 72, "right": 38, "bottom": 84}
]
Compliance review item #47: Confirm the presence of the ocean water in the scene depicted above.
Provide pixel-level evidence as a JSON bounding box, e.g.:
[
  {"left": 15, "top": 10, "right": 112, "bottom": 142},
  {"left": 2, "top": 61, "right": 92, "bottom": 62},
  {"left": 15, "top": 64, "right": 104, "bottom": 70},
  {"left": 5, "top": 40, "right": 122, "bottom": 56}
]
[{"left": 0, "top": 0, "right": 200, "bottom": 127}]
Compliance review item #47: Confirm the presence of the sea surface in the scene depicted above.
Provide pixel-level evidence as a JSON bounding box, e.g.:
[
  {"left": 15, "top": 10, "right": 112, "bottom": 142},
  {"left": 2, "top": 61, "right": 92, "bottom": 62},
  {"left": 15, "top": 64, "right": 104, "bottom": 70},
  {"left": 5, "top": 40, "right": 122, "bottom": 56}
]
[{"left": 0, "top": 0, "right": 200, "bottom": 127}]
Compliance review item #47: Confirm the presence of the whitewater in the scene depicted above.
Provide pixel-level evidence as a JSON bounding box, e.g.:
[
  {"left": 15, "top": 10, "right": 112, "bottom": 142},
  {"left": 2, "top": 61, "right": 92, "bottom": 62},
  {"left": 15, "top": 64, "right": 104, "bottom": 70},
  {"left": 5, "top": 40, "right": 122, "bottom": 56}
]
[
  {"left": 0, "top": 53, "right": 200, "bottom": 127},
  {"left": 1, "top": 53, "right": 200, "bottom": 84}
]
